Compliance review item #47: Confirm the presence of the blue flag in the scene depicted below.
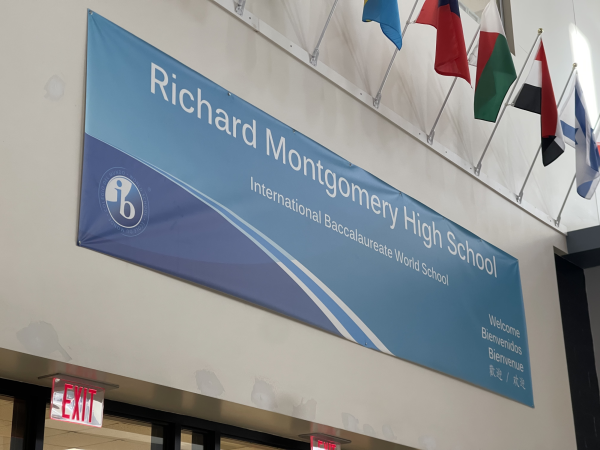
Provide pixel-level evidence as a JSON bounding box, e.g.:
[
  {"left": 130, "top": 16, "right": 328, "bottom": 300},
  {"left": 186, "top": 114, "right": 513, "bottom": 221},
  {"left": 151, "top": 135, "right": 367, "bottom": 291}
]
[
  {"left": 559, "top": 74, "right": 600, "bottom": 199},
  {"left": 363, "top": 0, "right": 403, "bottom": 50}
]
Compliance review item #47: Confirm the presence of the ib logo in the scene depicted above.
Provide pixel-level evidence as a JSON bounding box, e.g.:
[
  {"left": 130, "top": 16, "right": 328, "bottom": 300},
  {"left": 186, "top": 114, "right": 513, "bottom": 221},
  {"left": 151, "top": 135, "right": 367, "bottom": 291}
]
[{"left": 99, "top": 168, "right": 149, "bottom": 236}]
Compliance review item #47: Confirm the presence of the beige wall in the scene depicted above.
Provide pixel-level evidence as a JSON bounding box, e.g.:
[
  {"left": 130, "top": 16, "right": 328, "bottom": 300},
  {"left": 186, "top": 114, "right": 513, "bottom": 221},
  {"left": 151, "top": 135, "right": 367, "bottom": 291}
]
[{"left": 0, "top": 1, "right": 581, "bottom": 449}]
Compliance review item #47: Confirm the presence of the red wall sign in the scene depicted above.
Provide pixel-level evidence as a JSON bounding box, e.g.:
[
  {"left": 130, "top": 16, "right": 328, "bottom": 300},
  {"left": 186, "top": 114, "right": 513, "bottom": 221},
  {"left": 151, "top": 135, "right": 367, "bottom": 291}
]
[{"left": 50, "top": 377, "right": 105, "bottom": 427}]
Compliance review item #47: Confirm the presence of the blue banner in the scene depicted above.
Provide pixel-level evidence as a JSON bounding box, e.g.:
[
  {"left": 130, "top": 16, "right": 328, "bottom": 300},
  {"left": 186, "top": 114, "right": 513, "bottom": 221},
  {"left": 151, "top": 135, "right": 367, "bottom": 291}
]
[{"left": 80, "top": 11, "right": 533, "bottom": 406}]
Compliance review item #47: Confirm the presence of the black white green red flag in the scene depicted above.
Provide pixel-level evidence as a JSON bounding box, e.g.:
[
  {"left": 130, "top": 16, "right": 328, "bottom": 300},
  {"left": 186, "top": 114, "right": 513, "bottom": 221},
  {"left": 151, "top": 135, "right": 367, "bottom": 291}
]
[
  {"left": 474, "top": 0, "right": 516, "bottom": 122},
  {"left": 513, "top": 41, "right": 565, "bottom": 166}
]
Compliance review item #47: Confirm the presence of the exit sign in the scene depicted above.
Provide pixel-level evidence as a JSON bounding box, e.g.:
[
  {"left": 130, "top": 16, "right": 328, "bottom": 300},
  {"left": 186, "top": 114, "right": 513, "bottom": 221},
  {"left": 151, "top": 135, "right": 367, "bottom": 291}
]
[
  {"left": 311, "top": 436, "right": 341, "bottom": 450},
  {"left": 50, "top": 377, "right": 105, "bottom": 427}
]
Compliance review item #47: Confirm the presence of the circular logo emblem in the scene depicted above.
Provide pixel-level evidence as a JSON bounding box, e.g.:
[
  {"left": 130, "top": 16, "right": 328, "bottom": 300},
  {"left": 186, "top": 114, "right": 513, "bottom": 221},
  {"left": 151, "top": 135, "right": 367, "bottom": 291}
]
[{"left": 99, "top": 168, "right": 149, "bottom": 236}]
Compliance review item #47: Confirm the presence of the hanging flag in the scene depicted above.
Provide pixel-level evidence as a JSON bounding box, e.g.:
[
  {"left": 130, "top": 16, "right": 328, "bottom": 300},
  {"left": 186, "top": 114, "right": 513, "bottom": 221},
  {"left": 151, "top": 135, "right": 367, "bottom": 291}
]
[
  {"left": 415, "top": 0, "right": 471, "bottom": 83},
  {"left": 513, "top": 41, "right": 565, "bottom": 166},
  {"left": 473, "top": 0, "right": 516, "bottom": 122},
  {"left": 363, "top": 0, "right": 403, "bottom": 51},
  {"left": 559, "top": 75, "right": 600, "bottom": 199}
]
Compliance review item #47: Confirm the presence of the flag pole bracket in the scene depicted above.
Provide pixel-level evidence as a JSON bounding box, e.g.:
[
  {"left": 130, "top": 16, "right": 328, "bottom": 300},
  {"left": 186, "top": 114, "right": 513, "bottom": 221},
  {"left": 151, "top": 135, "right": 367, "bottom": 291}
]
[
  {"left": 373, "top": 92, "right": 383, "bottom": 109},
  {"left": 555, "top": 174, "right": 576, "bottom": 227},
  {"left": 309, "top": 48, "right": 320, "bottom": 67},
  {"left": 234, "top": 0, "right": 246, "bottom": 15},
  {"left": 427, "top": 130, "right": 435, "bottom": 145},
  {"left": 515, "top": 144, "right": 541, "bottom": 204}
]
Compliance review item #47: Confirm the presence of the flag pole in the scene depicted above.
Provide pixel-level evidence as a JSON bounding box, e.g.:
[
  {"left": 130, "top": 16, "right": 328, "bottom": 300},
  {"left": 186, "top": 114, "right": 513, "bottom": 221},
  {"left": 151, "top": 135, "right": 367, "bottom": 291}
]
[
  {"left": 309, "top": 0, "right": 340, "bottom": 66},
  {"left": 372, "top": 0, "right": 420, "bottom": 109},
  {"left": 555, "top": 174, "right": 576, "bottom": 227},
  {"left": 516, "top": 63, "right": 577, "bottom": 204},
  {"left": 554, "top": 114, "right": 600, "bottom": 226},
  {"left": 474, "top": 28, "right": 543, "bottom": 176},
  {"left": 426, "top": 25, "right": 481, "bottom": 145}
]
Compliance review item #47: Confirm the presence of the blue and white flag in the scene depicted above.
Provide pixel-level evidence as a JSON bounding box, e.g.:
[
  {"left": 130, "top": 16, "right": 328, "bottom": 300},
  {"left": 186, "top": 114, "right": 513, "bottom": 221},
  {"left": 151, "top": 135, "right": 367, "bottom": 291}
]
[{"left": 559, "top": 74, "right": 600, "bottom": 199}]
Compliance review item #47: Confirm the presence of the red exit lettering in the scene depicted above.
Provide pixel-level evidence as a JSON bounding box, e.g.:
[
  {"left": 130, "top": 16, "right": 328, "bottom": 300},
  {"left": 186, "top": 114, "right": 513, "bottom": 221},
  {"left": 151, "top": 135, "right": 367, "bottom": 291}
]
[
  {"left": 60, "top": 383, "right": 97, "bottom": 424},
  {"left": 311, "top": 437, "right": 338, "bottom": 450},
  {"left": 51, "top": 377, "right": 104, "bottom": 427}
]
